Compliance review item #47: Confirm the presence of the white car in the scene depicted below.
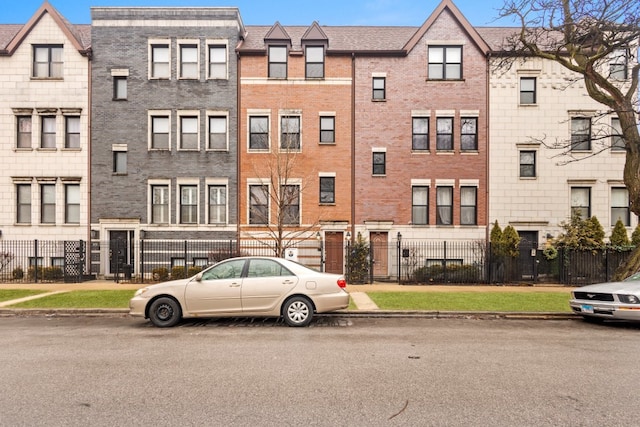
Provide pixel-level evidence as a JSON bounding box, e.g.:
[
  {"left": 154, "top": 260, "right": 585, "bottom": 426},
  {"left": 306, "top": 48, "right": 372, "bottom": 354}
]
[
  {"left": 569, "top": 273, "right": 640, "bottom": 322},
  {"left": 130, "top": 256, "right": 350, "bottom": 327}
]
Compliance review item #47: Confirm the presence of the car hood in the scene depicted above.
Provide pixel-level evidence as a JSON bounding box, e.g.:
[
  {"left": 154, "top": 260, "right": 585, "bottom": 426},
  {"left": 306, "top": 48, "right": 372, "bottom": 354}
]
[
  {"left": 141, "top": 277, "right": 194, "bottom": 293},
  {"left": 574, "top": 281, "right": 640, "bottom": 294}
]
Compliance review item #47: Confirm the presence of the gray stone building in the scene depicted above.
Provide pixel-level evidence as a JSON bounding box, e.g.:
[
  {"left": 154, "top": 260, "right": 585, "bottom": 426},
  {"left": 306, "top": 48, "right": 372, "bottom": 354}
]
[{"left": 90, "top": 7, "right": 244, "bottom": 277}]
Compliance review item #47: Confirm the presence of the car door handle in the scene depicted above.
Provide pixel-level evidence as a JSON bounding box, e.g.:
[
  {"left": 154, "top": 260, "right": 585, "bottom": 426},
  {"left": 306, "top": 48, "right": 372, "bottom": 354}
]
[
  {"left": 229, "top": 282, "right": 241, "bottom": 287},
  {"left": 282, "top": 280, "right": 295, "bottom": 285}
]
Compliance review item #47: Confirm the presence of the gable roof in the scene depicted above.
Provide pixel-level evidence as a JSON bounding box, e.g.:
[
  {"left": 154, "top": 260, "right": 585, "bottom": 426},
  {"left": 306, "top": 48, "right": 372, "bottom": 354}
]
[
  {"left": 301, "top": 21, "right": 328, "bottom": 44},
  {"left": 264, "top": 21, "right": 291, "bottom": 43},
  {"left": 0, "top": 1, "right": 91, "bottom": 56},
  {"left": 403, "top": 0, "right": 490, "bottom": 54}
]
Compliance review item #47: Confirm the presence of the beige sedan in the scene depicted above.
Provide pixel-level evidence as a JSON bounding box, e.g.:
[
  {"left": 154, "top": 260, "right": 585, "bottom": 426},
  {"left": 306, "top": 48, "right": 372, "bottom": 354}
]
[{"left": 130, "top": 256, "right": 349, "bottom": 327}]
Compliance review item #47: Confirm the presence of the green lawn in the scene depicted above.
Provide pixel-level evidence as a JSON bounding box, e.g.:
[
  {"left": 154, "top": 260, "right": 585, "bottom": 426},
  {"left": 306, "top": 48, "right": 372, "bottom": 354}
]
[
  {"left": 8, "top": 290, "right": 136, "bottom": 309},
  {"left": 0, "top": 289, "right": 46, "bottom": 303},
  {"left": 367, "top": 291, "right": 572, "bottom": 312}
]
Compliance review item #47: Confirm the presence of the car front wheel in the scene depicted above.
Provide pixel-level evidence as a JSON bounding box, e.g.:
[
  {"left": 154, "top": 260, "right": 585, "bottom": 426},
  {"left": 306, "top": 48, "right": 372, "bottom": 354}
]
[
  {"left": 148, "top": 297, "right": 182, "bottom": 328},
  {"left": 283, "top": 296, "right": 313, "bottom": 327}
]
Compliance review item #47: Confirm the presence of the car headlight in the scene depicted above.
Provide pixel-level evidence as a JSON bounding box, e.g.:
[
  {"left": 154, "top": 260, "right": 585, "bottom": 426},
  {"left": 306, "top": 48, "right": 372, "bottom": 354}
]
[
  {"left": 134, "top": 287, "right": 149, "bottom": 297},
  {"left": 618, "top": 294, "right": 640, "bottom": 304}
]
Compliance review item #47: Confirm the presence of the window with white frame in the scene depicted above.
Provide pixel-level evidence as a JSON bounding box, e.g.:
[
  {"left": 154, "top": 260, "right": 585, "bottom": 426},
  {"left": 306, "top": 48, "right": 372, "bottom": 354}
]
[
  {"left": 16, "top": 184, "right": 32, "bottom": 224},
  {"left": 179, "top": 115, "right": 199, "bottom": 150},
  {"left": 41, "top": 116, "right": 56, "bottom": 149},
  {"left": 150, "top": 115, "right": 170, "bottom": 150},
  {"left": 611, "top": 117, "right": 625, "bottom": 151},
  {"left": 428, "top": 46, "right": 462, "bottom": 80},
  {"left": 412, "top": 117, "right": 429, "bottom": 151},
  {"left": 520, "top": 77, "right": 537, "bottom": 104},
  {"left": 65, "top": 184, "right": 80, "bottom": 224},
  {"left": 519, "top": 150, "right": 536, "bottom": 178},
  {"left": 280, "top": 115, "right": 300, "bottom": 150},
  {"left": 179, "top": 43, "right": 199, "bottom": 79},
  {"left": 611, "top": 187, "right": 630, "bottom": 226},
  {"left": 610, "top": 48, "right": 628, "bottom": 80},
  {"left": 460, "top": 186, "right": 477, "bottom": 225},
  {"left": 114, "top": 76, "right": 127, "bottom": 100},
  {"left": 269, "top": 45, "right": 287, "bottom": 78},
  {"left": 436, "top": 117, "right": 453, "bottom": 151},
  {"left": 319, "top": 116, "right": 335, "bottom": 144},
  {"left": 436, "top": 186, "right": 453, "bottom": 225},
  {"left": 319, "top": 176, "right": 335, "bottom": 204},
  {"left": 571, "top": 187, "right": 591, "bottom": 219},
  {"left": 208, "top": 185, "right": 227, "bottom": 224},
  {"left": 65, "top": 116, "right": 80, "bottom": 149},
  {"left": 150, "top": 43, "right": 170, "bottom": 79},
  {"left": 208, "top": 115, "right": 227, "bottom": 150},
  {"left": 208, "top": 44, "right": 227, "bottom": 79},
  {"left": 33, "top": 45, "right": 63, "bottom": 78},
  {"left": 412, "top": 186, "right": 429, "bottom": 225},
  {"left": 571, "top": 117, "right": 591, "bottom": 151},
  {"left": 180, "top": 185, "right": 198, "bottom": 224},
  {"left": 281, "top": 184, "right": 300, "bottom": 225},
  {"left": 113, "top": 145, "right": 127, "bottom": 174},
  {"left": 249, "top": 184, "right": 269, "bottom": 225},
  {"left": 151, "top": 185, "right": 169, "bottom": 224},
  {"left": 249, "top": 116, "right": 269, "bottom": 150},
  {"left": 17, "top": 116, "right": 32, "bottom": 148},
  {"left": 305, "top": 46, "right": 324, "bottom": 78},
  {"left": 460, "top": 117, "right": 477, "bottom": 151},
  {"left": 40, "top": 184, "right": 55, "bottom": 224}
]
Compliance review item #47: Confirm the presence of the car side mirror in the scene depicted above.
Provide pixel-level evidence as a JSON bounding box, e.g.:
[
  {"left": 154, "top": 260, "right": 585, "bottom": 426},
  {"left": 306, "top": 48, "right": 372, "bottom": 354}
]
[{"left": 195, "top": 272, "right": 203, "bottom": 282}]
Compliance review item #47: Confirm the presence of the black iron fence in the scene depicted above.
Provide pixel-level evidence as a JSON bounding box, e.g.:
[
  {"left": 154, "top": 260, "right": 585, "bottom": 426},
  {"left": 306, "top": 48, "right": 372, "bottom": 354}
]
[{"left": 0, "top": 238, "right": 634, "bottom": 285}]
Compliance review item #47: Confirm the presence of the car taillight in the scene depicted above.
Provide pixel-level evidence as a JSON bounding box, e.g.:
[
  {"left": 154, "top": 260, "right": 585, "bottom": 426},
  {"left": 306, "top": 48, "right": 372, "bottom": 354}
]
[{"left": 337, "top": 278, "right": 347, "bottom": 288}]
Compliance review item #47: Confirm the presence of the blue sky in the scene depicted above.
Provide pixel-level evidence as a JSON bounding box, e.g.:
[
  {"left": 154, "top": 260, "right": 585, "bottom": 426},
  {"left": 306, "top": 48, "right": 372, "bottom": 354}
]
[{"left": 1, "top": 0, "right": 516, "bottom": 27}]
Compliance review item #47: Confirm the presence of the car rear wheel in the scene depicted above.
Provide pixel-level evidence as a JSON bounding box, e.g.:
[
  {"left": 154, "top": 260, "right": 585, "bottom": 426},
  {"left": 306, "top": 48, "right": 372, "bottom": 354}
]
[
  {"left": 149, "top": 297, "right": 182, "bottom": 328},
  {"left": 283, "top": 296, "right": 313, "bottom": 327}
]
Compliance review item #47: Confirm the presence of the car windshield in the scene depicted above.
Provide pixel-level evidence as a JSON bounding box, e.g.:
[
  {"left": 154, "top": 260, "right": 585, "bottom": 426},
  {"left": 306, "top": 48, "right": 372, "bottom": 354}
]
[{"left": 623, "top": 272, "right": 640, "bottom": 282}]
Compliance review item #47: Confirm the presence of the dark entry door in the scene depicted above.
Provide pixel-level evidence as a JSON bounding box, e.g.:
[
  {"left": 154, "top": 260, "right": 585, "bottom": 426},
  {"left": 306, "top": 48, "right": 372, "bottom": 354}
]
[
  {"left": 109, "top": 231, "right": 131, "bottom": 276},
  {"left": 518, "top": 231, "right": 539, "bottom": 280},
  {"left": 324, "top": 232, "right": 344, "bottom": 274}
]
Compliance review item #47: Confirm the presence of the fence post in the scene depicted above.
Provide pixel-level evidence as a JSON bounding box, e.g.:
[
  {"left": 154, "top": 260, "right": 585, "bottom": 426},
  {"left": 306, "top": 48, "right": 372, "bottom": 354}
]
[
  {"left": 396, "top": 234, "right": 402, "bottom": 283},
  {"left": 443, "top": 241, "right": 447, "bottom": 284},
  {"left": 368, "top": 241, "right": 374, "bottom": 284},
  {"left": 184, "top": 240, "right": 188, "bottom": 268},
  {"left": 34, "top": 239, "right": 39, "bottom": 283},
  {"left": 140, "top": 239, "right": 145, "bottom": 284}
]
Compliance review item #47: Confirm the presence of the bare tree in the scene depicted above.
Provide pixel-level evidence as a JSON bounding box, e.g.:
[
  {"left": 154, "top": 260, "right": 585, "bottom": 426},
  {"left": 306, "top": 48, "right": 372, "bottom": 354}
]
[{"left": 496, "top": 0, "right": 640, "bottom": 277}]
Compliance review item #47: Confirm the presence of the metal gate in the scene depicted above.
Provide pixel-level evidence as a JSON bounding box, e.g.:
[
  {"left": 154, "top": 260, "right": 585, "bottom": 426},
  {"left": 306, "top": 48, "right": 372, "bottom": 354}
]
[{"left": 64, "top": 240, "right": 85, "bottom": 283}]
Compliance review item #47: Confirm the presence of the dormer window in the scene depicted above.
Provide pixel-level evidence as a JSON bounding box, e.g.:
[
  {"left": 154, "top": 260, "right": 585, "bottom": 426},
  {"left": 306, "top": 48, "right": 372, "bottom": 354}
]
[
  {"left": 305, "top": 46, "right": 324, "bottom": 79},
  {"left": 269, "top": 46, "right": 287, "bottom": 78}
]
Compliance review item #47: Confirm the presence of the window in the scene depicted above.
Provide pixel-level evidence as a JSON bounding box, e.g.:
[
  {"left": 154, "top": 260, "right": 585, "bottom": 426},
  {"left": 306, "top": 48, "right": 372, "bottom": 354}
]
[
  {"left": 17, "top": 116, "right": 32, "bottom": 148},
  {"left": 305, "top": 46, "right": 324, "bottom": 78},
  {"left": 249, "top": 185, "right": 269, "bottom": 225},
  {"left": 460, "top": 187, "right": 477, "bottom": 225},
  {"left": 319, "top": 176, "right": 335, "bottom": 204},
  {"left": 610, "top": 49, "right": 628, "bottom": 80},
  {"left": 180, "top": 116, "right": 199, "bottom": 150},
  {"left": 151, "top": 116, "right": 170, "bottom": 150},
  {"left": 65, "top": 116, "right": 80, "bottom": 149},
  {"left": 519, "top": 151, "right": 536, "bottom": 178},
  {"left": 428, "top": 46, "right": 462, "bottom": 80},
  {"left": 209, "top": 45, "right": 227, "bottom": 79},
  {"left": 571, "top": 117, "right": 591, "bottom": 150},
  {"left": 460, "top": 117, "right": 477, "bottom": 151},
  {"left": 280, "top": 116, "right": 300, "bottom": 150},
  {"left": 41, "top": 184, "right": 55, "bottom": 224},
  {"left": 113, "top": 151, "right": 127, "bottom": 174},
  {"left": 611, "top": 187, "right": 630, "bottom": 226},
  {"left": 114, "top": 76, "right": 127, "bottom": 100},
  {"left": 65, "top": 184, "right": 80, "bottom": 224},
  {"left": 41, "top": 116, "right": 56, "bottom": 149},
  {"left": 319, "top": 116, "right": 335, "bottom": 143},
  {"left": 179, "top": 44, "right": 198, "bottom": 79},
  {"left": 152, "top": 185, "right": 169, "bottom": 224},
  {"left": 611, "top": 117, "right": 625, "bottom": 151},
  {"left": 412, "top": 117, "right": 429, "bottom": 151},
  {"left": 436, "top": 186, "right": 453, "bottom": 225},
  {"left": 33, "top": 45, "right": 63, "bottom": 78},
  {"left": 520, "top": 77, "right": 537, "bottom": 104},
  {"left": 281, "top": 185, "right": 300, "bottom": 225},
  {"left": 180, "top": 186, "right": 198, "bottom": 224},
  {"left": 208, "top": 185, "right": 227, "bottom": 224},
  {"left": 269, "top": 46, "right": 287, "bottom": 78},
  {"left": 247, "top": 258, "right": 293, "bottom": 278},
  {"left": 571, "top": 187, "right": 591, "bottom": 219},
  {"left": 208, "top": 116, "right": 227, "bottom": 150},
  {"left": 436, "top": 117, "right": 453, "bottom": 150},
  {"left": 372, "top": 77, "right": 385, "bottom": 100},
  {"left": 372, "top": 152, "right": 386, "bottom": 175},
  {"left": 249, "top": 116, "right": 269, "bottom": 150},
  {"left": 201, "top": 259, "right": 246, "bottom": 280},
  {"left": 17, "top": 184, "right": 31, "bottom": 224},
  {"left": 151, "top": 44, "right": 170, "bottom": 79},
  {"left": 412, "top": 186, "right": 429, "bottom": 225}
]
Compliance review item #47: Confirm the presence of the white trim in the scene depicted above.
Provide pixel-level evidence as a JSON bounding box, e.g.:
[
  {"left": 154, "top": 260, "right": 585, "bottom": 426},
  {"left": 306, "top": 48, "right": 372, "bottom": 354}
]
[
  {"left": 206, "top": 39, "right": 229, "bottom": 80},
  {"left": 206, "top": 110, "right": 229, "bottom": 151},
  {"left": 177, "top": 39, "right": 200, "bottom": 80},
  {"left": 177, "top": 110, "right": 201, "bottom": 151}
]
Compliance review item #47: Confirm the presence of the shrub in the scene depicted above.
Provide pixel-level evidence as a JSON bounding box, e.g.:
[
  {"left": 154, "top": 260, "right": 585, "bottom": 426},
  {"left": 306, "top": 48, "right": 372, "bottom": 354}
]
[
  {"left": 610, "top": 219, "right": 631, "bottom": 247},
  {"left": 413, "top": 264, "right": 480, "bottom": 284},
  {"left": 27, "top": 266, "right": 44, "bottom": 281},
  {"left": 43, "top": 266, "right": 63, "bottom": 281},
  {"left": 187, "top": 266, "right": 203, "bottom": 277},
  {"left": 171, "top": 266, "right": 186, "bottom": 280},
  {"left": 12, "top": 267, "right": 24, "bottom": 280},
  {"left": 152, "top": 267, "right": 169, "bottom": 282}
]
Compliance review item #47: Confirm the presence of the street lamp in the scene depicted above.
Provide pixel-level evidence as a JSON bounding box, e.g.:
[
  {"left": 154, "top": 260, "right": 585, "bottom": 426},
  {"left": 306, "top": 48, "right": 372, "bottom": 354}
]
[
  {"left": 397, "top": 232, "right": 402, "bottom": 282},
  {"left": 316, "top": 231, "right": 324, "bottom": 272}
]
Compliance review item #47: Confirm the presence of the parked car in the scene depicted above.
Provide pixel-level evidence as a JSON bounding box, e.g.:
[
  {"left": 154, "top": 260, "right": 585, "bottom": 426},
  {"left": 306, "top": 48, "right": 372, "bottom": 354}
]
[
  {"left": 569, "top": 272, "right": 640, "bottom": 322},
  {"left": 130, "top": 256, "right": 349, "bottom": 327}
]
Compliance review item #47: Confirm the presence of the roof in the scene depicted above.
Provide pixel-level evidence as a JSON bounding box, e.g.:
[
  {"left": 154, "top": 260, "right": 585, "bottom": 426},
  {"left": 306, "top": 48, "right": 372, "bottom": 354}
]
[{"left": 0, "top": 1, "right": 91, "bottom": 56}]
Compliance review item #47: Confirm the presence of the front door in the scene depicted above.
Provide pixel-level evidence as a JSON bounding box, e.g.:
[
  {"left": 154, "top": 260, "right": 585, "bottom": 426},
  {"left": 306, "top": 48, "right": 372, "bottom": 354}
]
[
  {"left": 109, "top": 230, "right": 131, "bottom": 276},
  {"left": 518, "top": 231, "right": 539, "bottom": 280},
  {"left": 371, "top": 232, "right": 388, "bottom": 278},
  {"left": 324, "top": 232, "right": 344, "bottom": 274}
]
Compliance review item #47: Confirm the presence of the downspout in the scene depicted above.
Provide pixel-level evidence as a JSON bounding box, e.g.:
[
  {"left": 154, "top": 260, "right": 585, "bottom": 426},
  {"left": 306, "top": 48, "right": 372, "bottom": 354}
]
[
  {"left": 87, "top": 49, "right": 93, "bottom": 275},
  {"left": 236, "top": 49, "right": 242, "bottom": 246},
  {"left": 350, "top": 52, "right": 356, "bottom": 242},
  {"left": 485, "top": 52, "right": 491, "bottom": 243}
]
